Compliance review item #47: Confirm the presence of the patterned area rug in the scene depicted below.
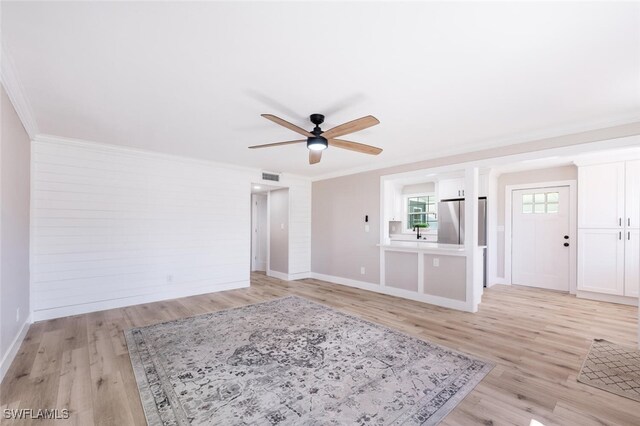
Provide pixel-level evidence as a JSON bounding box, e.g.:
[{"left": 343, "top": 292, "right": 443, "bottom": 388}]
[
  {"left": 577, "top": 339, "right": 640, "bottom": 402},
  {"left": 125, "top": 296, "right": 493, "bottom": 425}
]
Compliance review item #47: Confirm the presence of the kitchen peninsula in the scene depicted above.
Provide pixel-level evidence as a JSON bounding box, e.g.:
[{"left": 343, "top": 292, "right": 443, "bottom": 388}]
[{"left": 379, "top": 168, "right": 488, "bottom": 312}]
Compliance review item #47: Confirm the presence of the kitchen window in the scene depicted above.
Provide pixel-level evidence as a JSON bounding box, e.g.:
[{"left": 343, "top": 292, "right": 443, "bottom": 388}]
[{"left": 406, "top": 195, "right": 437, "bottom": 230}]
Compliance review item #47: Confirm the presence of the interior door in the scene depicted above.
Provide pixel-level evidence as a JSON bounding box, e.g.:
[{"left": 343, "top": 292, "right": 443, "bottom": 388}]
[
  {"left": 512, "top": 186, "right": 570, "bottom": 291},
  {"left": 251, "top": 194, "right": 268, "bottom": 271}
]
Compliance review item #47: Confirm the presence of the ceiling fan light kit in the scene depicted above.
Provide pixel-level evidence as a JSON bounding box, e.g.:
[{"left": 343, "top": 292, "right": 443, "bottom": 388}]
[
  {"left": 251, "top": 112, "right": 382, "bottom": 164},
  {"left": 307, "top": 136, "right": 328, "bottom": 151}
]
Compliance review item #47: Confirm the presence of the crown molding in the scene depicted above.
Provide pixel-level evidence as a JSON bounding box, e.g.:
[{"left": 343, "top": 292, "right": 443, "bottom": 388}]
[
  {"left": 309, "top": 116, "right": 640, "bottom": 182},
  {"left": 0, "top": 43, "right": 39, "bottom": 138}
]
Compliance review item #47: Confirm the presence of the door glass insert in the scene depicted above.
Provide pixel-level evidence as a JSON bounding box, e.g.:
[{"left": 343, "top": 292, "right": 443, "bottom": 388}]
[{"left": 522, "top": 191, "right": 560, "bottom": 214}]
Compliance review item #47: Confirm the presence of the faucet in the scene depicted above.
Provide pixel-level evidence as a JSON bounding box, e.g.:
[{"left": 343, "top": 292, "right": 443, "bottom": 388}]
[{"left": 413, "top": 226, "right": 422, "bottom": 240}]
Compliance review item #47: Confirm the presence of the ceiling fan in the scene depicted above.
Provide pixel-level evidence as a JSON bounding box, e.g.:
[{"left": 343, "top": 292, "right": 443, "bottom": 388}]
[{"left": 249, "top": 113, "right": 382, "bottom": 164}]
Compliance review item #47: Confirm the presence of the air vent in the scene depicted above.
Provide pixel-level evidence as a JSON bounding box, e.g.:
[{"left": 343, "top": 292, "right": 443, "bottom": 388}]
[{"left": 262, "top": 172, "right": 280, "bottom": 182}]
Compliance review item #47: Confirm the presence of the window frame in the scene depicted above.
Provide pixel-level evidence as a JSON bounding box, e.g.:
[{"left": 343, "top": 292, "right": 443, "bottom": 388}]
[
  {"left": 522, "top": 191, "right": 560, "bottom": 215},
  {"left": 403, "top": 192, "right": 438, "bottom": 231}
]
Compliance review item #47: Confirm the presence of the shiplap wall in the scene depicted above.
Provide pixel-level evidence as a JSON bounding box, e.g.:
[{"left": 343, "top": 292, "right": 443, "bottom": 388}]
[{"left": 31, "top": 137, "right": 311, "bottom": 320}]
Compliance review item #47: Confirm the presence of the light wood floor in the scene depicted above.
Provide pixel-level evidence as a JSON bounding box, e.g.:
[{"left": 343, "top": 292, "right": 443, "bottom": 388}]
[{"left": 1, "top": 273, "right": 639, "bottom": 425}]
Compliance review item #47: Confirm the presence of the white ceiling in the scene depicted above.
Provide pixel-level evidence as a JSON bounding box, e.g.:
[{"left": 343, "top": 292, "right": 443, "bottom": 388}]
[{"left": 2, "top": 1, "right": 639, "bottom": 178}]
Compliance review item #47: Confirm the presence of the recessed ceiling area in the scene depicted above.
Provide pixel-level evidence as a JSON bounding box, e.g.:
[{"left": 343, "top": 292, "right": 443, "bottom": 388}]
[{"left": 2, "top": 1, "right": 639, "bottom": 177}]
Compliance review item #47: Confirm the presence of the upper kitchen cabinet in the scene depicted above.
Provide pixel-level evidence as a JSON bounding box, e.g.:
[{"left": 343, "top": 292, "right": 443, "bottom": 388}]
[
  {"left": 386, "top": 183, "right": 404, "bottom": 222},
  {"left": 578, "top": 162, "right": 625, "bottom": 228},
  {"left": 625, "top": 160, "right": 640, "bottom": 229},
  {"left": 438, "top": 174, "right": 488, "bottom": 200}
]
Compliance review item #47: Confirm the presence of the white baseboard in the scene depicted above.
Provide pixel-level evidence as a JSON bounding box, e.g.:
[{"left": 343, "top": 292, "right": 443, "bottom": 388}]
[
  {"left": 288, "top": 271, "right": 311, "bottom": 280},
  {"left": 490, "top": 277, "right": 510, "bottom": 286},
  {"left": 267, "top": 270, "right": 310, "bottom": 281},
  {"left": 267, "top": 269, "right": 290, "bottom": 281},
  {"left": 252, "top": 261, "right": 266, "bottom": 272},
  {"left": 32, "top": 280, "right": 250, "bottom": 321},
  {"left": 576, "top": 290, "right": 638, "bottom": 306},
  {"left": 309, "top": 272, "right": 471, "bottom": 312},
  {"left": 0, "top": 314, "right": 32, "bottom": 382}
]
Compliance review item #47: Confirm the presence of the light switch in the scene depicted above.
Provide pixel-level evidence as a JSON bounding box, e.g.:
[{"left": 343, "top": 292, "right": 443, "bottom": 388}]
[
  {"left": 365, "top": 224, "right": 370, "bottom": 232},
  {"left": 433, "top": 258, "right": 440, "bottom": 267}
]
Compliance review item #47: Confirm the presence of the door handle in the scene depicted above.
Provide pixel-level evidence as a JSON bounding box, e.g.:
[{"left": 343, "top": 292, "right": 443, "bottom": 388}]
[
  {"left": 619, "top": 218, "right": 622, "bottom": 226},
  {"left": 563, "top": 235, "right": 569, "bottom": 239},
  {"left": 619, "top": 231, "right": 622, "bottom": 240},
  {"left": 563, "top": 242, "right": 569, "bottom": 247}
]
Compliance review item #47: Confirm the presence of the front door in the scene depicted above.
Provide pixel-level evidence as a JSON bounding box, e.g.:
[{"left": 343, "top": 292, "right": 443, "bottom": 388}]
[{"left": 512, "top": 186, "right": 570, "bottom": 291}]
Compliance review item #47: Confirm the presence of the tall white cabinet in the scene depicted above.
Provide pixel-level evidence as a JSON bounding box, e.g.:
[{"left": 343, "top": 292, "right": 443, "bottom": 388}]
[{"left": 577, "top": 160, "right": 640, "bottom": 302}]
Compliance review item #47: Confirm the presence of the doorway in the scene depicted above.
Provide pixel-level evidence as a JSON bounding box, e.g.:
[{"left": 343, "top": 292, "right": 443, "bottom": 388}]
[
  {"left": 251, "top": 193, "right": 268, "bottom": 271},
  {"left": 511, "top": 185, "right": 571, "bottom": 291}
]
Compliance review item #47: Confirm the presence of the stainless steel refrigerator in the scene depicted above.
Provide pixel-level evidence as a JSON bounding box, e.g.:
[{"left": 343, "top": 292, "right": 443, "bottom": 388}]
[{"left": 437, "top": 197, "right": 487, "bottom": 285}]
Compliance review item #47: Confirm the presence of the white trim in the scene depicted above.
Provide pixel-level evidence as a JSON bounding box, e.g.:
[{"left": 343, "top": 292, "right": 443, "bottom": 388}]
[
  {"left": 576, "top": 290, "right": 639, "bottom": 306},
  {"left": 0, "top": 45, "right": 39, "bottom": 138},
  {"left": 491, "top": 277, "right": 509, "bottom": 286},
  {"left": 310, "top": 272, "right": 472, "bottom": 312},
  {"left": 402, "top": 192, "right": 437, "bottom": 232},
  {"left": 289, "top": 271, "right": 311, "bottom": 280},
  {"left": 266, "top": 269, "right": 310, "bottom": 281},
  {"left": 504, "top": 180, "right": 578, "bottom": 293},
  {"left": 0, "top": 314, "right": 32, "bottom": 382},
  {"left": 310, "top": 122, "right": 640, "bottom": 182},
  {"left": 267, "top": 269, "right": 289, "bottom": 281},
  {"left": 32, "top": 281, "right": 249, "bottom": 322},
  {"left": 464, "top": 167, "right": 481, "bottom": 312},
  {"left": 486, "top": 169, "right": 500, "bottom": 286}
]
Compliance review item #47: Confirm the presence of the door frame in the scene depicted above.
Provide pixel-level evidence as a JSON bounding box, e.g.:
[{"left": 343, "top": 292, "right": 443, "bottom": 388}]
[{"left": 504, "top": 180, "right": 577, "bottom": 293}]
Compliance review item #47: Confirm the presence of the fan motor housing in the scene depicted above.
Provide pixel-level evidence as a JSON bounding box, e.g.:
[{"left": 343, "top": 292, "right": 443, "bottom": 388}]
[{"left": 310, "top": 114, "right": 325, "bottom": 126}]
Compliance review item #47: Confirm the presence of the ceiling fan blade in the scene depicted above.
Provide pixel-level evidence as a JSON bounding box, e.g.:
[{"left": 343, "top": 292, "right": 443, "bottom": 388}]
[
  {"left": 321, "top": 115, "right": 380, "bottom": 139},
  {"left": 261, "top": 114, "right": 314, "bottom": 137},
  {"left": 329, "top": 139, "right": 383, "bottom": 155},
  {"left": 309, "top": 150, "right": 322, "bottom": 164},
  {"left": 248, "top": 140, "right": 306, "bottom": 149}
]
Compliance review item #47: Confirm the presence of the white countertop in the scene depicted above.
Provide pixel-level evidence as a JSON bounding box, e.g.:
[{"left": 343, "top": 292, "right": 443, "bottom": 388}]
[{"left": 378, "top": 241, "right": 486, "bottom": 255}]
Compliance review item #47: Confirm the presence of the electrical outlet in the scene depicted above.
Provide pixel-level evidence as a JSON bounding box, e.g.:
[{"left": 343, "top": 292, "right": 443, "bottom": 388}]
[
  {"left": 16, "top": 307, "right": 20, "bottom": 322},
  {"left": 433, "top": 258, "right": 440, "bottom": 267},
  {"left": 166, "top": 274, "right": 174, "bottom": 283},
  {"left": 360, "top": 267, "right": 365, "bottom": 275}
]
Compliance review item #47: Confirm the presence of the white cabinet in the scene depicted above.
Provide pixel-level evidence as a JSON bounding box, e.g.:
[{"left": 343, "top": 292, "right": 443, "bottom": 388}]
[
  {"left": 389, "top": 187, "right": 403, "bottom": 221},
  {"left": 578, "top": 229, "right": 625, "bottom": 295},
  {"left": 625, "top": 229, "right": 640, "bottom": 297},
  {"left": 578, "top": 162, "right": 625, "bottom": 228},
  {"left": 438, "top": 175, "right": 488, "bottom": 200},
  {"left": 577, "top": 160, "right": 640, "bottom": 299},
  {"left": 625, "top": 160, "right": 640, "bottom": 229},
  {"left": 438, "top": 178, "right": 465, "bottom": 200}
]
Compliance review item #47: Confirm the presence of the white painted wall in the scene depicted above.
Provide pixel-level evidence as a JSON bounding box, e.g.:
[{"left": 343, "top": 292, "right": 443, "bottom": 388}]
[
  {"left": 30, "top": 137, "right": 311, "bottom": 320},
  {"left": 0, "top": 86, "right": 31, "bottom": 380}
]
